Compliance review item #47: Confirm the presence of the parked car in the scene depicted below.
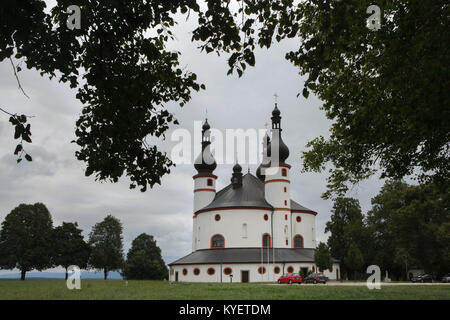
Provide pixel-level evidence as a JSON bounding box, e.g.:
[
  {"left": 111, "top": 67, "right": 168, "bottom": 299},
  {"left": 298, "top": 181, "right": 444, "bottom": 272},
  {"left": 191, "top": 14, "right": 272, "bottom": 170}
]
[
  {"left": 441, "top": 273, "right": 450, "bottom": 283},
  {"left": 411, "top": 274, "right": 433, "bottom": 283},
  {"left": 277, "top": 273, "right": 303, "bottom": 284},
  {"left": 303, "top": 273, "right": 328, "bottom": 284}
]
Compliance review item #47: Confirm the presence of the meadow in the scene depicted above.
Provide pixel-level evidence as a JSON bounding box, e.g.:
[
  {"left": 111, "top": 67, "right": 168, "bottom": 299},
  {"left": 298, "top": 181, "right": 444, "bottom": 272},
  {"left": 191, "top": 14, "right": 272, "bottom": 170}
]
[{"left": 0, "top": 280, "right": 449, "bottom": 300}]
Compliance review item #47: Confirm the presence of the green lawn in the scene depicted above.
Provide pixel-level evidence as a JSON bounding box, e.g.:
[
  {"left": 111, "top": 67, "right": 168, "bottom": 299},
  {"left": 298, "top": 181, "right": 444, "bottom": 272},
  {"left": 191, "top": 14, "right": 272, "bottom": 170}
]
[{"left": 0, "top": 280, "right": 449, "bottom": 300}]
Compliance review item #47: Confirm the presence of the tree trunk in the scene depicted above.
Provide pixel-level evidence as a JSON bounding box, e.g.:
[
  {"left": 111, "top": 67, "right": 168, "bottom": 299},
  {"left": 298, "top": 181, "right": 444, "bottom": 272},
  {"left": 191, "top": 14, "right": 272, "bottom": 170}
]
[
  {"left": 65, "top": 267, "right": 68, "bottom": 280},
  {"left": 20, "top": 269, "right": 26, "bottom": 281},
  {"left": 104, "top": 268, "right": 108, "bottom": 280}
]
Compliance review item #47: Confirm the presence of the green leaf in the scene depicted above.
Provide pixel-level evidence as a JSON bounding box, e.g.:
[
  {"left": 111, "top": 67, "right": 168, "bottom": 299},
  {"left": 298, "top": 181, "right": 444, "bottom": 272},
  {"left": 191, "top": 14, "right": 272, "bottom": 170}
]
[{"left": 302, "top": 88, "right": 309, "bottom": 99}]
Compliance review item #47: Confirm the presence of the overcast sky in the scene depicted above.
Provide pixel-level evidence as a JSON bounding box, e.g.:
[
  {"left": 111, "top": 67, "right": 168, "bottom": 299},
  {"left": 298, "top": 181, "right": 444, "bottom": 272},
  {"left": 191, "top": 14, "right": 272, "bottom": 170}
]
[{"left": 0, "top": 6, "right": 386, "bottom": 275}]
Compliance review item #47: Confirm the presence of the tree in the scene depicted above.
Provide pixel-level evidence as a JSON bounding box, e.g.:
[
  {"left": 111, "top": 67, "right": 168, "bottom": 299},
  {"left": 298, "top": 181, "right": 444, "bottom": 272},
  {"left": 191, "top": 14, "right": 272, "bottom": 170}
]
[
  {"left": 3, "top": 1, "right": 448, "bottom": 196},
  {"left": 1, "top": 1, "right": 203, "bottom": 190},
  {"left": 344, "top": 243, "right": 364, "bottom": 280},
  {"left": 53, "top": 222, "right": 91, "bottom": 280},
  {"left": 366, "top": 180, "right": 450, "bottom": 279},
  {"left": 314, "top": 242, "right": 333, "bottom": 274},
  {"left": 122, "top": 233, "right": 168, "bottom": 280},
  {"left": 325, "top": 197, "right": 367, "bottom": 278},
  {"left": 0, "top": 203, "right": 53, "bottom": 280},
  {"left": 88, "top": 215, "right": 124, "bottom": 280}
]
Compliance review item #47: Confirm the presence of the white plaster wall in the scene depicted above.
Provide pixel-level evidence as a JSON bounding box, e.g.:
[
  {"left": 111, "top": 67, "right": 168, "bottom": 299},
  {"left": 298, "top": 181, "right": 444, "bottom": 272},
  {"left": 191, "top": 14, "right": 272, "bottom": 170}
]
[
  {"left": 264, "top": 166, "right": 291, "bottom": 210},
  {"left": 195, "top": 209, "right": 273, "bottom": 250},
  {"left": 264, "top": 166, "right": 291, "bottom": 248},
  {"left": 194, "top": 210, "right": 316, "bottom": 249},
  {"left": 169, "top": 262, "right": 341, "bottom": 282},
  {"left": 291, "top": 213, "right": 316, "bottom": 248},
  {"left": 272, "top": 211, "right": 291, "bottom": 247},
  {"left": 193, "top": 176, "right": 216, "bottom": 213}
]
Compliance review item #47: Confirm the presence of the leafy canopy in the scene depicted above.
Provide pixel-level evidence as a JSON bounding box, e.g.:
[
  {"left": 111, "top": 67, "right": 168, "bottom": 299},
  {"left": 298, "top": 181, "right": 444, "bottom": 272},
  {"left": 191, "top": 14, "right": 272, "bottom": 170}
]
[
  {"left": 88, "top": 214, "right": 124, "bottom": 278},
  {"left": 0, "top": 203, "right": 53, "bottom": 276},
  {"left": 53, "top": 222, "right": 91, "bottom": 272},
  {"left": 122, "top": 233, "right": 168, "bottom": 280},
  {"left": 314, "top": 242, "right": 333, "bottom": 272},
  {"left": 2, "top": 1, "right": 448, "bottom": 196}
]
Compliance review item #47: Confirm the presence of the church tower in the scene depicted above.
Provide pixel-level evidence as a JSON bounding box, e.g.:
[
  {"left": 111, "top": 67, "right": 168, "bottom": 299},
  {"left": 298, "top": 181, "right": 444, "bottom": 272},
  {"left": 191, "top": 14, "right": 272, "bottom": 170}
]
[
  {"left": 264, "top": 104, "right": 292, "bottom": 248},
  {"left": 192, "top": 119, "right": 217, "bottom": 250}
]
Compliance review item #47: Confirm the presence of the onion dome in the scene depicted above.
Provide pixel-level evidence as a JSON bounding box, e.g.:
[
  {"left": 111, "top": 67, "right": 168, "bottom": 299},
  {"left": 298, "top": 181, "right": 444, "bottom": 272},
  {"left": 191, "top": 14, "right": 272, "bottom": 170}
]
[
  {"left": 272, "top": 105, "right": 281, "bottom": 117},
  {"left": 194, "top": 119, "right": 217, "bottom": 173},
  {"left": 267, "top": 135, "right": 290, "bottom": 164},
  {"left": 231, "top": 162, "right": 243, "bottom": 188},
  {"left": 268, "top": 104, "right": 289, "bottom": 164},
  {"left": 202, "top": 119, "right": 210, "bottom": 131}
]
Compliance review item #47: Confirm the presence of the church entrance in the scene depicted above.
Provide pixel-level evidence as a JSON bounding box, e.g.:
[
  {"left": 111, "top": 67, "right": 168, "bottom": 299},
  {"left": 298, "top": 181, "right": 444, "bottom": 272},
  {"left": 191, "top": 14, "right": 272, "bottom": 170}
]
[
  {"left": 241, "top": 270, "right": 249, "bottom": 283},
  {"left": 300, "top": 267, "right": 308, "bottom": 277}
]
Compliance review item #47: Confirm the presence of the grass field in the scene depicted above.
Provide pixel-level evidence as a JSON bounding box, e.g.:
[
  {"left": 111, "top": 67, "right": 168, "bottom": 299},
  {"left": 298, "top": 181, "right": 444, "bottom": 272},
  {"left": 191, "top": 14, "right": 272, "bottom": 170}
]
[{"left": 0, "top": 280, "right": 449, "bottom": 300}]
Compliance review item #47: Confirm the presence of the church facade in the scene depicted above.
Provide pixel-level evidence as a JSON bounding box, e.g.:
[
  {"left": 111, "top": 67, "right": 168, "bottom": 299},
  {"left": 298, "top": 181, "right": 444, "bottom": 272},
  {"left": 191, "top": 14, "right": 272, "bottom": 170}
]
[{"left": 168, "top": 104, "right": 340, "bottom": 282}]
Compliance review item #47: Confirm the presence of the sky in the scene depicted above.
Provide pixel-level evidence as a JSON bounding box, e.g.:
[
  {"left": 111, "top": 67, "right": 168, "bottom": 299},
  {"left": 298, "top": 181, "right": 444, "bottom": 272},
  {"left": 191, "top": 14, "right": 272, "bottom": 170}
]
[{"left": 0, "top": 6, "right": 386, "bottom": 274}]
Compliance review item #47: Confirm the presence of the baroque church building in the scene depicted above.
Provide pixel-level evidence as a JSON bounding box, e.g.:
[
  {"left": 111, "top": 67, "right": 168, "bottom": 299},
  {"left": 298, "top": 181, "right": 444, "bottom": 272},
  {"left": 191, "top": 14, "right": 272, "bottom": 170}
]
[{"left": 169, "top": 104, "right": 340, "bottom": 282}]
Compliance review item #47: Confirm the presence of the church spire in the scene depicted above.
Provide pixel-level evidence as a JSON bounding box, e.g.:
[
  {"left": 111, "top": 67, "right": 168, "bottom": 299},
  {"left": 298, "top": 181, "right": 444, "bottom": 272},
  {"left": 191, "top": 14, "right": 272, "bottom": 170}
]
[
  {"left": 194, "top": 118, "right": 217, "bottom": 174},
  {"left": 268, "top": 103, "right": 289, "bottom": 164}
]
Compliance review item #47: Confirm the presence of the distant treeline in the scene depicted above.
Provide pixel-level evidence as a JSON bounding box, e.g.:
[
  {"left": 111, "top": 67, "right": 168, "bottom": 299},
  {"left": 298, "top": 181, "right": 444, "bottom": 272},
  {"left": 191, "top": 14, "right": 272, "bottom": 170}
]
[{"left": 0, "top": 207, "right": 168, "bottom": 281}]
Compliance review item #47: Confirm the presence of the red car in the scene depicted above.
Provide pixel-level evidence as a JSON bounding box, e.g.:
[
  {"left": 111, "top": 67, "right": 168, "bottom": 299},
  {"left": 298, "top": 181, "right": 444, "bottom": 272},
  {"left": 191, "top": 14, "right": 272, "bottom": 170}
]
[{"left": 277, "top": 273, "right": 303, "bottom": 284}]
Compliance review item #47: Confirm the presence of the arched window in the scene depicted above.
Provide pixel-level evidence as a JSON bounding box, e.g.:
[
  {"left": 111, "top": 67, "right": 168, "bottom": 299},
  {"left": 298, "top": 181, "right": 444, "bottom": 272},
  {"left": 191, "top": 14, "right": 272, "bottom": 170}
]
[
  {"left": 281, "top": 168, "right": 287, "bottom": 177},
  {"left": 224, "top": 267, "right": 232, "bottom": 275},
  {"left": 293, "top": 234, "right": 304, "bottom": 248},
  {"left": 211, "top": 234, "right": 225, "bottom": 248},
  {"left": 193, "top": 268, "right": 200, "bottom": 276},
  {"left": 242, "top": 223, "right": 247, "bottom": 238},
  {"left": 207, "top": 178, "right": 213, "bottom": 186},
  {"left": 262, "top": 233, "right": 271, "bottom": 248}
]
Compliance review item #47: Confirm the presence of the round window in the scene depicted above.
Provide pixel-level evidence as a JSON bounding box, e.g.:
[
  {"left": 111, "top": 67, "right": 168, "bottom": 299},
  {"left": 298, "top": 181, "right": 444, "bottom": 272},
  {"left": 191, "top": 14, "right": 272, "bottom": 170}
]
[
  {"left": 193, "top": 268, "right": 200, "bottom": 276},
  {"left": 214, "top": 214, "right": 221, "bottom": 221},
  {"left": 182, "top": 268, "right": 188, "bottom": 276},
  {"left": 224, "top": 268, "right": 232, "bottom": 275},
  {"left": 207, "top": 268, "right": 215, "bottom": 275},
  {"left": 264, "top": 214, "right": 269, "bottom": 221},
  {"left": 296, "top": 216, "right": 301, "bottom": 222},
  {"left": 287, "top": 266, "right": 294, "bottom": 273},
  {"left": 274, "top": 266, "right": 280, "bottom": 274}
]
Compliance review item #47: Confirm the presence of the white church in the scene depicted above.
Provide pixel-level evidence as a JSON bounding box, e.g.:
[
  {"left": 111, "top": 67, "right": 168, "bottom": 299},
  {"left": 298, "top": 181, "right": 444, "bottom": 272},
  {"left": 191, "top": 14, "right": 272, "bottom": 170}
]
[{"left": 169, "top": 104, "right": 340, "bottom": 282}]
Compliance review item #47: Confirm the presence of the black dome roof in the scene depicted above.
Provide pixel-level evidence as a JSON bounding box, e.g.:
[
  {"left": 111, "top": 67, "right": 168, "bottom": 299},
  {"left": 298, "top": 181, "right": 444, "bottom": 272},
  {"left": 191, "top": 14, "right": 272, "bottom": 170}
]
[
  {"left": 272, "top": 105, "right": 281, "bottom": 117},
  {"left": 267, "top": 135, "right": 289, "bottom": 164},
  {"left": 202, "top": 119, "right": 210, "bottom": 131},
  {"left": 194, "top": 142, "right": 217, "bottom": 173},
  {"left": 233, "top": 163, "right": 242, "bottom": 173}
]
